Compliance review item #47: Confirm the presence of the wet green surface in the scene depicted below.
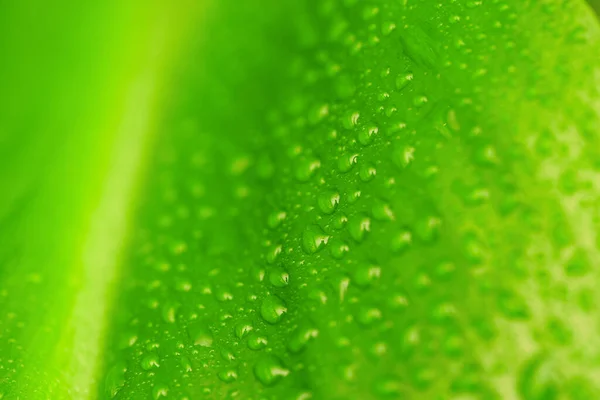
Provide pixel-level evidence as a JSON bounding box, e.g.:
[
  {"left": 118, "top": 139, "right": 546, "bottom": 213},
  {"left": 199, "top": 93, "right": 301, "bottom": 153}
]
[{"left": 1, "top": 0, "right": 600, "bottom": 399}]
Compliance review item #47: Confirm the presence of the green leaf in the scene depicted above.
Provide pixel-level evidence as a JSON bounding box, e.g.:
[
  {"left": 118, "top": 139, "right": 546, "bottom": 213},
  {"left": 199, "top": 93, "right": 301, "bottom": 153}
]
[{"left": 1, "top": 1, "right": 600, "bottom": 399}]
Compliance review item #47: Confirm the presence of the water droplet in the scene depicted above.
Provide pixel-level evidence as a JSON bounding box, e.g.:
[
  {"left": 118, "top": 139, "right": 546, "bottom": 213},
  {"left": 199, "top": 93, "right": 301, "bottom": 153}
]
[
  {"left": 267, "top": 210, "right": 287, "bottom": 229},
  {"left": 382, "top": 22, "right": 397, "bottom": 36},
  {"left": 215, "top": 286, "right": 234, "bottom": 302},
  {"left": 400, "top": 324, "right": 420, "bottom": 355},
  {"left": 388, "top": 289, "right": 410, "bottom": 310},
  {"left": 413, "top": 95, "right": 428, "bottom": 107},
  {"left": 252, "top": 266, "right": 266, "bottom": 282},
  {"left": 175, "top": 279, "right": 192, "bottom": 292},
  {"left": 391, "top": 230, "right": 412, "bottom": 253},
  {"left": 266, "top": 244, "right": 283, "bottom": 264},
  {"left": 337, "top": 153, "right": 359, "bottom": 173},
  {"left": 187, "top": 322, "right": 213, "bottom": 347},
  {"left": 395, "top": 72, "right": 414, "bottom": 90},
  {"left": 371, "top": 199, "right": 394, "bottom": 221},
  {"left": 362, "top": 6, "right": 379, "bottom": 19},
  {"left": 247, "top": 333, "right": 268, "bottom": 350},
  {"left": 352, "top": 264, "right": 381, "bottom": 287},
  {"left": 234, "top": 320, "right": 254, "bottom": 339},
  {"left": 118, "top": 331, "right": 138, "bottom": 349},
  {"left": 348, "top": 214, "right": 371, "bottom": 242},
  {"left": 346, "top": 188, "right": 361, "bottom": 204},
  {"left": 463, "top": 232, "right": 485, "bottom": 264},
  {"left": 474, "top": 144, "right": 499, "bottom": 166},
  {"left": 333, "top": 213, "right": 348, "bottom": 230},
  {"left": 358, "top": 125, "right": 378, "bottom": 146},
  {"left": 161, "top": 302, "right": 179, "bottom": 323},
  {"left": 329, "top": 239, "right": 350, "bottom": 260},
  {"left": 288, "top": 325, "right": 319, "bottom": 353},
  {"left": 254, "top": 355, "right": 290, "bottom": 386},
  {"left": 415, "top": 216, "right": 441, "bottom": 243},
  {"left": 180, "top": 356, "right": 192, "bottom": 372},
  {"left": 220, "top": 347, "right": 236, "bottom": 361},
  {"left": 317, "top": 190, "right": 340, "bottom": 215},
  {"left": 218, "top": 368, "right": 238, "bottom": 383},
  {"left": 302, "top": 225, "right": 329, "bottom": 254},
  {"left": 392, "top": 145, "right": 415, "bottom": 168},
  {"left": 260, "top": 294, "right": 287, "bottom": 324},
  {"left": 308, "top": 287, "right": 327, "bottom": 304},
  {"left": 269, "top": 267, "right": 290, "bottom": 287},
  {"left": 152, "top": 384, "right": 169, "bottom": 399},
  {"left": 359, "top": 163, "right": 377, "bottom": 182},
  {"left": 377, "top": 92, "right": 390, "bottom": 102},
  {"left": 356, "top": 306, "right": 382, "bottom": 326},
  {"left": 295, "top": 158, "right": 321, "bottom": 182},
  {"left": 141, "top": 353, "right": 160, "bottom": 370},
  {"left": 308, "top": 103, "right": 329, "bottom": 125},
  {"left": 343, "top": 111, "right": 360, "bottom": 129},
  {"left": 434, "top": 261, "right": 456, "bottom": 280},
  {"left": 105, "top": 363, "right": 126, "bottom": 398}
]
